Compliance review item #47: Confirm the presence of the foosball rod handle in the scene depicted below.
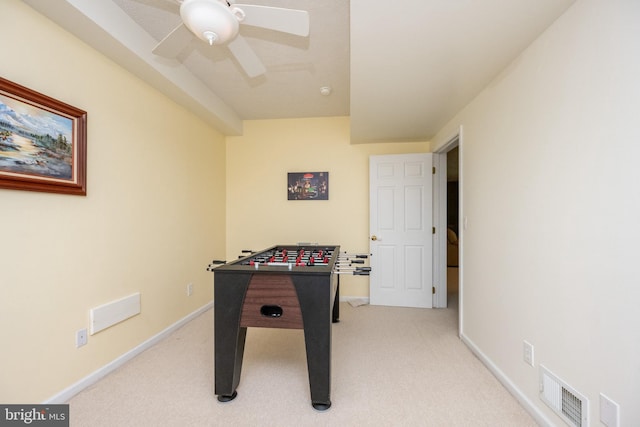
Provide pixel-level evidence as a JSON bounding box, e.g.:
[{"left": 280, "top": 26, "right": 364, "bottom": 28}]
[
  {"left": 206, "top": 259, "right": 227, "bottom": 271},
  {"left": 239, "top": 249, "right": 256, "bottom": 258},
  {"left": 336, "top": 266, "right": 371, "bottom": 272},
  {"left": 335, "top": 270, "right": 371, "bottom": 275},
  {"left": 340, "top": 252, "right": 370, "bottom": 258}
]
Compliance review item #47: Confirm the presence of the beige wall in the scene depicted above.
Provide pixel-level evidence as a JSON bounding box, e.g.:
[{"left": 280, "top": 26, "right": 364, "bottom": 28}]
[
  {"left": 11, "top": 1, "right": 638, "bottom": 422},
  {"left": 433, "top": 0, "right": 640, "bottom": 424},
  {"left": 1, "top": 3, "right": 429, "bottom": 402},
  {"left": 226, "top": 117, "right": 429, "bottom": 297},
  {"left": 0, "top": 0, "right": 225, "bottom": 403}
]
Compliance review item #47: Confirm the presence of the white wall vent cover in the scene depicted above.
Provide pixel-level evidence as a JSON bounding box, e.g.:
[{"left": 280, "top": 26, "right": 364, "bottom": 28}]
[
  {"left": 90, "top": 292, "right": 141, "bottom": 335},
  {"left": 539, "top": 365, "right": 589, "bottom": 427}
]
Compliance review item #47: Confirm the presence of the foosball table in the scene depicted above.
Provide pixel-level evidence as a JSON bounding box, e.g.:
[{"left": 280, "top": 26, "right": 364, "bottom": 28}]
[{"left": 207, "top": 244, "right": 370, "bottom": 410}]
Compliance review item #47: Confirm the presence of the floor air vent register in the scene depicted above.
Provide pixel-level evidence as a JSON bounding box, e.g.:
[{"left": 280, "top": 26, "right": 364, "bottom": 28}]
[{"left": 540, "top": 365, "right": 589, "bottom": 427}]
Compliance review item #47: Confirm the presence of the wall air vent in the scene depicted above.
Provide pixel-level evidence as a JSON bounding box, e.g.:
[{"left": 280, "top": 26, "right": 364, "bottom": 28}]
[{"left": 539, "top": 365, "right": 589, "bottom": 427}]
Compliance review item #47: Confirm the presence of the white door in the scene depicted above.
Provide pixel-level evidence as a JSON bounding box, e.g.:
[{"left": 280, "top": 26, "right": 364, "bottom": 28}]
[{"left": 369, "top": 153, "right": 433, "bottom": 308}]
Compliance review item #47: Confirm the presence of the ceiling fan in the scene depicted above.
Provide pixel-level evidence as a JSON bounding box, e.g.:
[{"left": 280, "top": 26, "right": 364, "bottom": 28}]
[{"left": 152, "top": 0, "right": 310, "bottom": 78}]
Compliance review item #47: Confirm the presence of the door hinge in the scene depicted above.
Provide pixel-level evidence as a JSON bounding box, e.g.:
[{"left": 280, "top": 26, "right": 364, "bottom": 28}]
[
  {"left": 432, "top": 227, "right": 435, "bottom": 234},
  {"left": 432, "top": 166, "right": 436, "bottom": 174},
  {"left": 432, "top": 286, "right": 436, "bottom": 294}
]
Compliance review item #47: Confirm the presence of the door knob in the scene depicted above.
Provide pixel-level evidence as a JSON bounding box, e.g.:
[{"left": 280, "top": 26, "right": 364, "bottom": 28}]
[{"left": 371, "top": 235, "right": 377, "bottom": 241}]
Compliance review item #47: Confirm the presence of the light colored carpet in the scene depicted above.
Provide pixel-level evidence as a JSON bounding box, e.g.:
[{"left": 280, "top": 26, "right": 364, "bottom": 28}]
[{"left": 67, "top": 301, "right": 537, "bottom": 426}]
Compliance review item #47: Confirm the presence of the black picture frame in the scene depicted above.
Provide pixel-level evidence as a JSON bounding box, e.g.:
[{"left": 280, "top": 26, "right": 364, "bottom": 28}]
[{"left": 287, "top": 171, "right": 328, "bottom": 200}]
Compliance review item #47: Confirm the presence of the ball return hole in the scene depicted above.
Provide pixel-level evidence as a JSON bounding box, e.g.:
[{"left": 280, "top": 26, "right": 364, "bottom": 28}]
[{"left": 260, "top": 305, "right": 283, "bottom": 318}]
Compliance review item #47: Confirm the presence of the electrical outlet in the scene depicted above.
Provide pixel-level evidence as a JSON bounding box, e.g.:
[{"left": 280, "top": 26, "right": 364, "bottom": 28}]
[
  {"left": 523, "top": 340, "right": 534, "bottom": 366},
  {"left": 76, "top": 328, "right": 88, "bottom": 348},
  {"left": 187, "top": 283, "right": 193, "bottom": 296}
]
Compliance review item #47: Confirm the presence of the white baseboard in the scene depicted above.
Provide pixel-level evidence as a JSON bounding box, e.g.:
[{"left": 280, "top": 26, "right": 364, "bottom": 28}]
[
  {"left": 460, "top": 333, "right": 554, "bottom": 427},
  {"left": 340, "top": 296, "right": 370, "bottom": 304},
  {"left": 43, "top": 302, "right": 214, "bottom": 404},
  {"left": 45, "top": 297, "right": 365, "bottom": 404}
]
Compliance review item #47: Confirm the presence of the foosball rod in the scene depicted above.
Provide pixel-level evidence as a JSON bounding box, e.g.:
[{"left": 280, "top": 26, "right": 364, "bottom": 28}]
[
  {"left": 238, "top": 249, "right": 256, "bottom": 258},
  {"left": 335, "top": 270, "right": 370, "bottom": 275},
  {"left": 336, "top": 266, "right": 371, "bottom": 272},
  {"left": 206, "top": 259, "right": 227, "bottom": 271},
  {"left": 339, "top": 252, "right": 370, "bottom": 258},
  {"left": 336, "top": 259, "right": 366, "bottom": 265},
  {"left": 337, "top": 258, "right": 368, "bottom": 263}
]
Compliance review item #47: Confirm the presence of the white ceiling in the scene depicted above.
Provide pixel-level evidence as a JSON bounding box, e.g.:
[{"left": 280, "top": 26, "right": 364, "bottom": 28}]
[{"left": 23, "top": 0, "right": 575, "bottom": 143}]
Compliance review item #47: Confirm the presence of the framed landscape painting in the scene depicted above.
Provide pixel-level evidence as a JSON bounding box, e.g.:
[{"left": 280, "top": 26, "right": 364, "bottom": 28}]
[
  {"left": 287, "top": 171, "right": 328, "bottom": 200},
  {"left": 0, "top": 77, "right": 87, "bottom": 195}
]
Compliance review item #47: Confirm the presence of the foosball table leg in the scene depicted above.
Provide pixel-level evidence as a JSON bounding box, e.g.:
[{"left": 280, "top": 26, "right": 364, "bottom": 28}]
[
  {"left": 293, "top": 276, "right": 333, "bottom": 410},
  {"left": 214, "top": 273, "right": 250, "bottom": 403},
  {"left": 332, "top": 276, "right": 340, "bottom": 323}
]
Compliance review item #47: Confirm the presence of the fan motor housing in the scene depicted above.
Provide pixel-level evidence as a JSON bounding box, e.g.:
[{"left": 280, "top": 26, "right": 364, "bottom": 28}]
[{"left": 180, "top": 0, "right": 241, "bottom": 45}]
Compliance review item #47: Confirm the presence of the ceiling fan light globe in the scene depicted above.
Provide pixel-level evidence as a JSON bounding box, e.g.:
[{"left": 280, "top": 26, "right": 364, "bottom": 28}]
[{"left": 180, "top": 0, "right": 240, "bottom": 45}]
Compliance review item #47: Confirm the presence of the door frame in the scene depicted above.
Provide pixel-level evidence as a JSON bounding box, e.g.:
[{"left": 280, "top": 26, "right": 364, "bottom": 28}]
[{"left": 433, "top": 127, "right": 463, "bottom": 336}]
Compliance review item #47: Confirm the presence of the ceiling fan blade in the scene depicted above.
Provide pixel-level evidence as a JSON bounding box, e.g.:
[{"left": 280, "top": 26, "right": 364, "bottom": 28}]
[
  {"left": 234, "top": 5, "right": 310, "bottom": 37},
  {"left": 152, "top": 23, "right": 193, "bottom": 58},
  {"left": 227, "top": 35, "right": 267, "bottom": 78}
]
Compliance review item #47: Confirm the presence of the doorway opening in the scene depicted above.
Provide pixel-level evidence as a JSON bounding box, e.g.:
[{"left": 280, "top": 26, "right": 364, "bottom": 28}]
[
  {"left": 445, "top": 146, "right": 459, "bottom": 310},
  {"left": 433, "top": 130, "right": 462, "bottom": 335}
]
